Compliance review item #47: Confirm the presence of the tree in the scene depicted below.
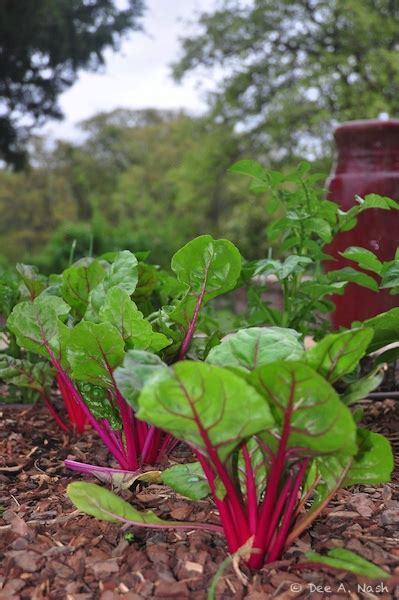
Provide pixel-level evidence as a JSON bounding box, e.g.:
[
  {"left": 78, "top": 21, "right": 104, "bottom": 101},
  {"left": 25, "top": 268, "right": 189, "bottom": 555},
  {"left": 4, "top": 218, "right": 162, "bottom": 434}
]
[
  {"left": 0, "top": 0, "right": 144, "bottom": 168},
  {"left": 173, "top": 0, "right": 399, "bottom": 161}
]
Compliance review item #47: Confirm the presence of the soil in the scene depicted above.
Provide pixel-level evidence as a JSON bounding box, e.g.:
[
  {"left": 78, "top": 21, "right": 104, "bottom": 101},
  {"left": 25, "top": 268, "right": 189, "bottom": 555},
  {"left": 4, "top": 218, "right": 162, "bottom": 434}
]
[{"left": 0, "top": 398, "right": 398, "bottom": 600}]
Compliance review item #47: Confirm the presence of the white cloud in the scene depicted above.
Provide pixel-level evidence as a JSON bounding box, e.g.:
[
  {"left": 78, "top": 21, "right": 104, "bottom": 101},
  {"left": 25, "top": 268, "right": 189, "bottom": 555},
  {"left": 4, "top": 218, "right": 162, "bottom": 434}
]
[{"left": 39, "top": 0, "right": 217, "bottom": 142}]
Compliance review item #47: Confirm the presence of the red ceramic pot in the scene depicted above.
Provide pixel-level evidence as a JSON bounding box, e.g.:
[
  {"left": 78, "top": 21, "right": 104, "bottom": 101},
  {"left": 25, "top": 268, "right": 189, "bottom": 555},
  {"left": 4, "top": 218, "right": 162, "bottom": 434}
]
[{"left": 325, "top": 119, "right": 399, "bottom": 328}]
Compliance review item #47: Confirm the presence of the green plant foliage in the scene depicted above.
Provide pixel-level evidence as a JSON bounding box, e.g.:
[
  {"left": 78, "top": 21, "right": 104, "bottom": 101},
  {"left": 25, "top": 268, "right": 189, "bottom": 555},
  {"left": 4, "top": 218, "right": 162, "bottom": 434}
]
[
  {"left": 232, "top": 161, "right": 395, "bottom": 336},
  {"left": 161, "top": 462, "right": 210, "bottom": 501},
  {"left": 7, "top": 295, "right": 70, "bottom": 359},
  {"left": 251, "top": 362, "right": 357, "bottom": 455},
  {"left": 302, "top": 548, "right": 389, "bottom": 579},
  {"left": 67, "top": 481, "right": 220, "bottom": 530},
  {"left": 362, "top": 308, "right": 399, "bottom": 353},
  {"left": 114, "top": 350, "right": 168, "bottom": 411},
  {"left": 341, "top": 367, "right": 384, "bottom": 405},
  {"left": 206, "top": 326, "right": 303, "bottom": 371},
  {"left": 304, "top": 328, "right": 374, "bottom": 383},
  {"left": 16, "top": 263, "right": 47, "bottom": 300},
  {"left": 344, "top": 430, "right": 394, "bottom": 487},
  {"left": 61, "top": 259, "right": 106, "bottom": 318},
  {"left": 99, "top": 288, "right": 170, "bottom": 352},
  {"left": 0, "top": 355, "right": 54, "bottom": 391},
  {"left": 66, "top": 321, "right": 125, "bottom": 387},
  {"left": 137, "top": 361, "right": 273, "bottom": 460},
  {"left": 88, "top": 250, "right": 139, "bottom": 316}
]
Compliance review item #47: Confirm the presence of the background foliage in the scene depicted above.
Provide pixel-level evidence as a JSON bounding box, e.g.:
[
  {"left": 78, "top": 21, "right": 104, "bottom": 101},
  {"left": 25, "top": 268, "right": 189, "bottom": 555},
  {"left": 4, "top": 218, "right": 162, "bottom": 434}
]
[{"left": 2, "top": 0, "right": 399, "bottom": 270}]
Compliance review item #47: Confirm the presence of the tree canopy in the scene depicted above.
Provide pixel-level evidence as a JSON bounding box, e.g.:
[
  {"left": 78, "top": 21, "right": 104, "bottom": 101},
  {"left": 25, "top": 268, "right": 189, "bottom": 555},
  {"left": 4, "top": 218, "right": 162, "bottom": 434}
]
[
  {"left": 0, "top": 0, "right": 144, "bottom": 168},
  {"left": 173, "top": 0, "right": 399, "bottom": 160},
  {"left": 0, "top": 109, "right": 273, "bottom": 269}
]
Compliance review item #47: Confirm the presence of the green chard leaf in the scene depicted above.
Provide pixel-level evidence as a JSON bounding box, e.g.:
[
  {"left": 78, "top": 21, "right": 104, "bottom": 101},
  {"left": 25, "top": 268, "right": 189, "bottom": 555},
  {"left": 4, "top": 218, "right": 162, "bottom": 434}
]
[
  {"left": 66, "top": 321, "right": 125, "bottom": 387},
  {"left": 137, "top": 361, "right": 274, "bottom": 461},
  {"left": 161, "top": 462, "right": 210, "bottom": 500},
  {"left": 99, "top": 288, "right": 170, "bottom": 353},
  {"left": 114, "top": 349, "right": 168, "bottom": 410},
  {"left": 0, "top": 355, "right": 54, "bottom": 390},
  {"left": 341, "top": 367, "right": 384, "bottom": 405},
  {"left": 206, "top": 327, "right": 303, "bottom": 371},
  {"left": 16, "top": 263, "right": 47, "bottom": 300},
  {"left": 78, "top": 382, "right": 122, "bottom": 429},
  {"left": 344, "top": 429, "right": 393, "bottom": 486},
  {"left": 251, "top": 362, "right": 357, "bottom": 456},
  {"left": 61, "top": 259, "right": 105, "bottom": 318},
  {"left": 361, "top": 307, "right": 399, "bottom": 352},
  {"left": 170, "top": 235, "right": 241, "bottom": 335},
  {"left": 305, "top": 328, "right": 374, "bottom": 383},
  {"left": 67, "top": 482, "right": 221, "bottom": 531},
  {"left": 87, "top": 250, "right": 139, "bottom": 316},
  {"left": 7, "top": 295, "right": 71, "bottom": 359},
  {"left": 302, "top": 548, "right": 389, "bottom": 579}
]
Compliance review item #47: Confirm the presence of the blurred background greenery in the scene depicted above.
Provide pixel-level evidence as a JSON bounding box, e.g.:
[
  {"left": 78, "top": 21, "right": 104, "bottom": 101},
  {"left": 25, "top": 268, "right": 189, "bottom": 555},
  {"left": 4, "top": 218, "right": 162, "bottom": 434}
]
[{"left": 1, "top": 0, "right": 398, "bottom": 272}]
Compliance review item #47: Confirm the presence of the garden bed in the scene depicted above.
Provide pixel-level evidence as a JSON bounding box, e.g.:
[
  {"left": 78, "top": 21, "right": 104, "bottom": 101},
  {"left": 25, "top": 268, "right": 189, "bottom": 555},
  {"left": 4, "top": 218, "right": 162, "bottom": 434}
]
[{"left": 0, "top": 398, "right": 398, "bottom": 600}]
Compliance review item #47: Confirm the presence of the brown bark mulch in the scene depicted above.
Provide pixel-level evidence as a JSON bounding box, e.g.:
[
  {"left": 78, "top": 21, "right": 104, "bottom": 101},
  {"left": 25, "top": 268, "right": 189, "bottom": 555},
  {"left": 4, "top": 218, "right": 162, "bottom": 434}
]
[{"left": 0, "top": 398, "right": 398, "bottom": 600}]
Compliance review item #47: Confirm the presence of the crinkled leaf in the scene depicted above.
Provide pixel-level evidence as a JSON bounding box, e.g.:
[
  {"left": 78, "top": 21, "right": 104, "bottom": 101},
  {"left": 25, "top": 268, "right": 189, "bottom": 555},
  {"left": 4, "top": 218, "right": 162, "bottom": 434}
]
[
  {"left": 340, "top": 247, "right": 383, "bottom": 275},
  {"left": 16, "top": 263, "right": 47, "bottom": 300},
  {"left": 67, "top": 481, "right": 215, "bottom": 530},
  {"left": 206, "top": 327, "right": 303, "bottom": 371},
  {"left": 132, "top": 263, "right": 158, "bottom": 303},
  {"left": 0, "top": 355, "right": 54, "bottom": 390},
  {"left": 99, "top": 288, "right": 170, "bottom": 352},
  {"left": 61, "top": 260, "right": 105, "bottom": 318},
  {"left": 0, "top": 272, "right": 20, "bottom": 317},
  {"left": 114, "top": 350, "right": 168, "bottom": 410},
  {"left": 7, "top": 295, "right": 71, "bottom": 359},
  {"left": 162, "top": 462, "right": 210, "bottom": 500},
  {"left": 88, "top": 250, "right": 138, "bottom": 316},
  {"left": 78, "top": 382, "right": 121, "bottom": 429},
  {"left": 305, "top": 328, "right": 374, "bottom": 383},
  {"left": 66, "top": 321, "right": 125, "bottom": 387},
  {"left": 137, "top": 362, "right": 274, "bottom": 461},
  {"left": 251, "top": 362, "right": 357, "bottom": 455},
  {"left": 361, "top": 308, "right": 399, "bottom": 352},
  {"left": 344, "top": 430, "right": 393, "bottom": 486},
  {"left": 302, "top": 548, "right": 389, "bottom": 579}
]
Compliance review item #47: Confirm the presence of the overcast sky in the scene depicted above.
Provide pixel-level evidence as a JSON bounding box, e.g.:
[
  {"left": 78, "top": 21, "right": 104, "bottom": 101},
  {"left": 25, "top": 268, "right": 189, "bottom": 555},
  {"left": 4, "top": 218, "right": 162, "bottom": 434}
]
[{"left": 39, "top": 0, "right": 217, "bottom": 142}]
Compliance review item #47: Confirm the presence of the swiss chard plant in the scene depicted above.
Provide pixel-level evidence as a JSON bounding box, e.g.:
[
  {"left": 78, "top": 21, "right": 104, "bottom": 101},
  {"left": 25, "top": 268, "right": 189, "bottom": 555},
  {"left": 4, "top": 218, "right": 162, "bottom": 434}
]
[
  {"left": 7, "top": 236, "right": 243, "bottom": 475},
  {"left": 232, "top": 160, "right": 399, "bottom": 336},
  {"left": 67, "top": 325, "right": 393, "bottom": 571}
]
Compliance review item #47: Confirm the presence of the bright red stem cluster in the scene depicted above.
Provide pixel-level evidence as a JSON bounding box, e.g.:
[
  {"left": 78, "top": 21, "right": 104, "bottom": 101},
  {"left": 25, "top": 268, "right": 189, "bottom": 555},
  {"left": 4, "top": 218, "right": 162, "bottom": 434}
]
[
  {"left": 51, "top": 349, "right": 176, "bottom": 471},
  {"left": 191, "top": 382, "right": 312, "bottom": 568}
]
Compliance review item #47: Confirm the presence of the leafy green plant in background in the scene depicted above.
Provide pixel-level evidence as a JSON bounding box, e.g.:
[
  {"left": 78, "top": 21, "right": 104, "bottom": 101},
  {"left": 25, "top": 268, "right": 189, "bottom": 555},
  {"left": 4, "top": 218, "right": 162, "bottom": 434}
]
[
  {"left": 67, "top": 325, "right": 393, "bottom": 572},
  {"left": 339, "top": 245, "right": 399, "bottom": 364},
  {"left": 233, "top": 160, "right": 399, "bottom": 337}
]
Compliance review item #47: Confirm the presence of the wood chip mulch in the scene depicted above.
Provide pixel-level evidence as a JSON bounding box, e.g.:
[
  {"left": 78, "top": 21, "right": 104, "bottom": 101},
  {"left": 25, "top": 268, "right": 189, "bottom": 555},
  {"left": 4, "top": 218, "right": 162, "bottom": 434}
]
[{"left": 0, "top": 397, "right": 398, "bottom": 600}]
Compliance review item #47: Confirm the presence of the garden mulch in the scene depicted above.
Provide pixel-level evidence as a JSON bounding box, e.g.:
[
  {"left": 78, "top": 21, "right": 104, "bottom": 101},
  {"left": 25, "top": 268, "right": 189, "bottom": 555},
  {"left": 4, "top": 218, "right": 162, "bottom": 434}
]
[{"left": 0, "top": 397, "right": 398, "bottom": 600}]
